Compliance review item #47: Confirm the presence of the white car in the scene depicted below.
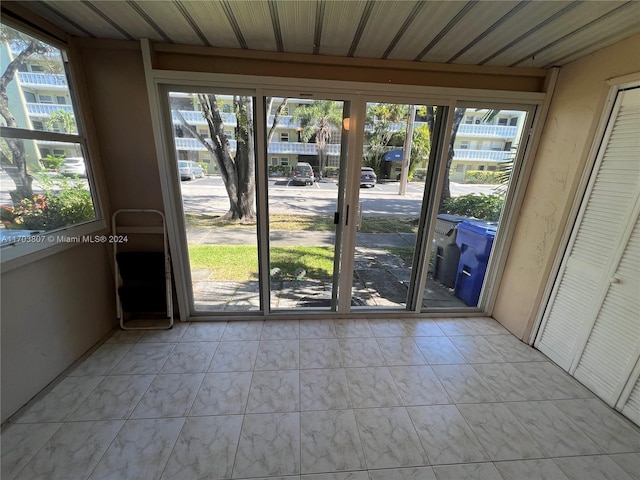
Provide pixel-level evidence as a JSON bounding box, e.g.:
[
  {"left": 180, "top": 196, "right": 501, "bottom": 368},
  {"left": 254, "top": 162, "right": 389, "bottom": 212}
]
[
  {"left": 60, "top": 157, "right": 86, "bottom": 177},
  {"left": 179, "top": 161, "right": 205, "bottom": 181}
]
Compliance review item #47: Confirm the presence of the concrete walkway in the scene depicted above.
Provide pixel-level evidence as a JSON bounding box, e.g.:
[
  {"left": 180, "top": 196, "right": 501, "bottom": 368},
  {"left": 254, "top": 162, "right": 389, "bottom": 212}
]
[
  {"left": 187, "top": 227, "right": 466, "bottom": 310},
  {"left": 187, "top": 228, "right": 417, "bottom": 248}
]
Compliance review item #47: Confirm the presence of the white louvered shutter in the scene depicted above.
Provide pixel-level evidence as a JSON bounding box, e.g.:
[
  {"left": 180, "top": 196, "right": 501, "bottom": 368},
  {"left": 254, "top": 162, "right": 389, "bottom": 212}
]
[
  {"left": 573, "top": 215, "right": 640, "bottom": 402},
  {"left": 536, "top": 87, "right": 640, "bottom": 422},
  {"left": 622, "top": 375, "right": 640, "bottom": 427}
]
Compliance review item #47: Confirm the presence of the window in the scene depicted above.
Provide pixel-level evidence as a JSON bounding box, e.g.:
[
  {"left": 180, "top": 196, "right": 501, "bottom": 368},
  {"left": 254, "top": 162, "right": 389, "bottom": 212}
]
[
  {"left": 460, "top": 140, "right": 469, "bottom": 149},
  {"left": 271, "top": 157, "right": 278, "bottom": 166},
  {"left": 491, "top": 142, "right": 503, "bottom": 151},
  {"left": 280, "top": 132, "right": 289, "bottom": 142},
  {"left": 465, "top": 116, "right": 474, "bottom": 124},
  {"left": 488, "top": 165, "right": 497, "bottom": 171},
  {"left": 509, "top": 117, "right": 518, "bottom": 126},
  {"left": 0, "top": 22, "right": 100, "bottom": 260},
  {"left": 478, "top": 165, "right": 485, "bottom": 171},
  {"left": 56, "top": 95, "right": 66, "bottom": 105},
  {"left": 455, "top": 164, "right": 464, "bottom": 172},
  {"left": 498, "top": 118, "right": 508, "bottom": 125},
  {"left": 280, "top": 158, "right": 289, "bottom": 166}
]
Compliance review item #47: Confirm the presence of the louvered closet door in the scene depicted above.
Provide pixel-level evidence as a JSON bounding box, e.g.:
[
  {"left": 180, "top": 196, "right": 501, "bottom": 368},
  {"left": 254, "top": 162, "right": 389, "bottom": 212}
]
[
  {"left": 573, "top": 214, "right": 640, "bottom": 403},
  {"left": 536, "top": 87, "right": 640, "bottom": 413}
]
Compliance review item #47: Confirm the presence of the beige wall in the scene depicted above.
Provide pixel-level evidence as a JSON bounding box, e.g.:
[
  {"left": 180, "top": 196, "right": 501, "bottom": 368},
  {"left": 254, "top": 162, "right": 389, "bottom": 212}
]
[
  {"left": 1, "top": 244, "right": 115, "bottom": 422},
  {"left": 493, "top": 34, "right": 640, "bottom": 340},
  {"left": 76, "top": 42, "right": 163, "bottom": 213}
]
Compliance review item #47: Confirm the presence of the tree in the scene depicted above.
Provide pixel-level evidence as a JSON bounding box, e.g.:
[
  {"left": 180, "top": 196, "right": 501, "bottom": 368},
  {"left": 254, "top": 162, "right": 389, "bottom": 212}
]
[
  {"left": 175, "top": 95, "right": 290, "bottom": 221},
  {"left": 266, "top": 97, "right": 288, "bottom": 144},
  {"left": 0, "top": 25, "right": 50, "bottom": 203},
  {"left": 293, "top": 100, "right": 343, "bottom": 180},
  {"left": 45, "top": 109, "right": 77, "bottom": 134},
  {"left": 363, "top": 103, "right": 406, "bottom": 177},
  {"left": 409, "top": 124, "right": 430, "bottom": 179},
  {"left": 439, "top": 107, "right": 465, "bottom": 202}
]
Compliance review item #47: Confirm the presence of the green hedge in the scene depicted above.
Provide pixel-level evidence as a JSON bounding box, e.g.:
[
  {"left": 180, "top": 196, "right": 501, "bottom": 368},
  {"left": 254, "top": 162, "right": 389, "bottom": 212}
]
[
  {"left": 268, "top": 165, "right": 292, "bottom": 177},
  {"left": 464, "top": 170, "right": 502, "bottom": 184},
  {"left": 441, "top": 193, "right": 504, "bottom": 222}
]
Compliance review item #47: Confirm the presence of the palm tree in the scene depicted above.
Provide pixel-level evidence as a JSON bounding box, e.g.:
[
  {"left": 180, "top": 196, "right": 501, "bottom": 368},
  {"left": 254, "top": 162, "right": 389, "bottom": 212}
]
[{"left": 293, "top": 100, "right": 343, "bottom": 180}]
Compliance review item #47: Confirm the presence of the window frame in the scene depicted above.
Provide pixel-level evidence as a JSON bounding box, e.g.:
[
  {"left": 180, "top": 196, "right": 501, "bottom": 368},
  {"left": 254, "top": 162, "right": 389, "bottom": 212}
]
[{"left": 0, "top": 19, "right": 107, "bottom": 268}]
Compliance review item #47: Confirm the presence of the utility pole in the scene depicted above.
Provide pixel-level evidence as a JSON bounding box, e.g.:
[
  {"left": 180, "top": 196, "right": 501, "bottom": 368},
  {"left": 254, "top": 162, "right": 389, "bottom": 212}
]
[{"left": 399, "top": 104, "right": 416, "bottom": 196}]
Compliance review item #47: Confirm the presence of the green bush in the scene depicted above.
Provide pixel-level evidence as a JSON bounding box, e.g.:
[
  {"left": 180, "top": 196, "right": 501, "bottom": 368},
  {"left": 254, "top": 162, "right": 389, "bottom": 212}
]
[
  {"left": 441, "top": 193, "right": 504, "bottom": 222},
  {"left": 40, "top": 154, "right": 65, "bottom": 171},
  {"left": 4, "top": 178, "right": 95, "bottom": 230},
  {"left": 323, "top": 166, "right": 339, "bottom": 178},
  {"left": 412, "top": 168, "right": 427, "bottom": 181},
  {"left": 464, "top": 170, "right": 501, "bottom": 184},
  {"left": 268, "top": 165, "right": 292, "bottom": 177}
]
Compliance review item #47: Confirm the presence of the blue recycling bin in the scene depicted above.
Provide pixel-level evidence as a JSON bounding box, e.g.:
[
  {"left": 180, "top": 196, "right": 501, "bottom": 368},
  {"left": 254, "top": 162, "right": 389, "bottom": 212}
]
[{"left": 454, "top": 220, "right": 497, "bottom": 306}]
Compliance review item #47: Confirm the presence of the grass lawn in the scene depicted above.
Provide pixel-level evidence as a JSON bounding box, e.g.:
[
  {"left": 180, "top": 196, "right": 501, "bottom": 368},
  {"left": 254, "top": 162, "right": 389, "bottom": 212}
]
[
  {"left": 188, "top": 244, "right": 335, "bottom": 281},
  {"left": 185, "top": 213, "right": 419, "bottom": 234}
]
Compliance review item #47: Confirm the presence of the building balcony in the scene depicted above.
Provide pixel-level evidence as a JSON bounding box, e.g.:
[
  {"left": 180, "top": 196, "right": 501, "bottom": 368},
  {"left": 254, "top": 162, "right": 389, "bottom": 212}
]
[
  {"left": 457, "top": 124, "right": 518, "bottom": 138},
  {"left": 453, "top": 149, "right": 513, "bottom": 162},
  {"left": 171, "top": 110, "right": 236, "bottom": 127},
  {"left": 26, "top": 103, "right": 74, "bottom": 116},
  {"left": 173, "top": 137, "right": 342, "bottom": 156},
  {"left": 267, "top": 141, "right": 341, "bottom": 155},
  {"left": 267, "top": 115, "right": 301, "bottom": 129},
  {"left": 17, "top": 72, "right": 68, "bottom": 89}
]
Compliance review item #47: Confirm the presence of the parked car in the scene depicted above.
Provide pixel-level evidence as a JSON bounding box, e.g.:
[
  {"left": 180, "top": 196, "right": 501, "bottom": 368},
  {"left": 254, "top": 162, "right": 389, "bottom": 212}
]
[
  {"left": 179, "top": 161, "right": 204, "bottom": 181},
  {"left": 360, "top": 167, "right": 377, "bottom": 187},
  {"left": 291, "top": 162, "right": 315, "bottom": 186},
  {"left": 60, "top": 157, "right": 86, "bottom": 178}
]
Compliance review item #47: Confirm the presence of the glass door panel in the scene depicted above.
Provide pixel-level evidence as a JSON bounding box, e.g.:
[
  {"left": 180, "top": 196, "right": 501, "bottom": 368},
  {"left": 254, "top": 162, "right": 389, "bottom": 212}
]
[
  {"left": 351, "top": 102, "right": 435, "bottom": 308},
  {"left": 266, "top": 97, "right": 348, "bottom": 310},
  {"left": 423, "top": 107, "right": 529, "bottom": 309},
  {"left": 168, "top": 91, "right": 260, "bottom": 312}
]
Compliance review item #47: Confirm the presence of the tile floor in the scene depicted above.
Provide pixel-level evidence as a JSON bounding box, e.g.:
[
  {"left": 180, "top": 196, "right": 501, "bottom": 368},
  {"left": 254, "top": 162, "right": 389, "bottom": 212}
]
[{"left": 2, "top": 317, "right": 640, "bottom": 480}]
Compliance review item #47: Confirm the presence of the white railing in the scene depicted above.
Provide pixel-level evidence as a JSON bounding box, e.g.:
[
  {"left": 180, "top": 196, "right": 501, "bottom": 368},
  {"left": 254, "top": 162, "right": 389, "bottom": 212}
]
[
  {"left": 18, "top": 72, "right": 68, "bottom": 88},
  {"left": 267, "top": 141, "right": 341, "bottom": 155},
  {"left": 26, "top": 103, "right": 75, "bottom": 116},
  {"left": 171, "top": 110, "right": 236, "bottom": 126},
  {"left": 267, "top": 115, "right": 301, "bottom": 129},
  {"left": 173, "top": 137, "right": 237, "bottom": 152},
  {"left": 172, "top": 137, "right": 343, "bottom": 156},
  {"left": 457, "top": 124, "right": 518, "bottom": 138},
  {"left": 454, "top": 149, "right": 512, "bottom": 161}
]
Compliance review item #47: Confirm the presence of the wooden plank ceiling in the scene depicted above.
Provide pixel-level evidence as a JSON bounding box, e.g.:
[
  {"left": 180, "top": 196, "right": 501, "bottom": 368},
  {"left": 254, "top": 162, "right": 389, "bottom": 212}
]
[{"left": 12, "top": 0, "right": 640, "bottom": 68}]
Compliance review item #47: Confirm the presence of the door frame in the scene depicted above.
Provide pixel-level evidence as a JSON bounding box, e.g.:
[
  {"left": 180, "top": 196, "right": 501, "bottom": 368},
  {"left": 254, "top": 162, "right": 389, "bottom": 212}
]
[{"left": 143, "top": 49, "right": 547, "bottom": 320}]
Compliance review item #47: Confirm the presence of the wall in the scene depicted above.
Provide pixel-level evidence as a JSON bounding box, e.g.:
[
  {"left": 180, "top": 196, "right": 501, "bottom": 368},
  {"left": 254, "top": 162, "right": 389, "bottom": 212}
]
[
  {"left": 493, "top": 34, "right": 640, "bottom": 340},
  {"left": 75, "top": 42, "right": 163, "bottom": 212},
  {"left": 1, "top": 244, "right": 115, "bottom": 422}
]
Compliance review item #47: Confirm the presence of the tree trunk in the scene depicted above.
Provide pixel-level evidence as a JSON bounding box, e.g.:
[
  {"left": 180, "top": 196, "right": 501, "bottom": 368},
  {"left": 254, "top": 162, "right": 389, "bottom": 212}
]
[
  {"left": 0, "top": 39, "right": 46, "bottom": 203},
  {"left": 266, "top": 98, "right": 288, "bottom": 144},
  {"left": 439, "top": 108, "right": 465, "bottom": 205}
]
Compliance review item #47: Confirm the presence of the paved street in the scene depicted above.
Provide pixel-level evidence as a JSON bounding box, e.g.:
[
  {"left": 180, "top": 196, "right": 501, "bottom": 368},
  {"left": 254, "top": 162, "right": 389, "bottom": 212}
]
[
  {"left": 0, "top": 170, "right": 499, "bottom": 214},
  {"left": 179, "top": 175, "right": 499, "bottom": 216}
]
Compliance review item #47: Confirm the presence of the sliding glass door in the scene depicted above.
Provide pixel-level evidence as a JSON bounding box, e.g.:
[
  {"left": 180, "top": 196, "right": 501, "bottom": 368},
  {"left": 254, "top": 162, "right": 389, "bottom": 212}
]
[
  {"left": 167, "top": 89, "right": 261, "bottom": 312},
  {"left": 158, "top": 82, "right": 534, "bottom": 318},
  {"left": 265, "top": 96, "right": 350, "bottom": 311}
]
